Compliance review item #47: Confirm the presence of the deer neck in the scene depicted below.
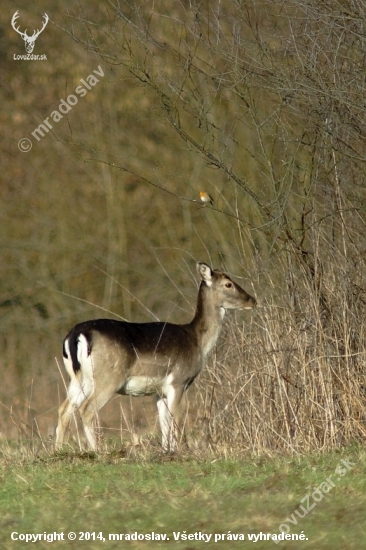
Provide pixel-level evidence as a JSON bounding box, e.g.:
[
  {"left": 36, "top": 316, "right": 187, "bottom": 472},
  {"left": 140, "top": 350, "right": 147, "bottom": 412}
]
[{"left": 190, "top": 283, "right": 225, "bottom": 358}]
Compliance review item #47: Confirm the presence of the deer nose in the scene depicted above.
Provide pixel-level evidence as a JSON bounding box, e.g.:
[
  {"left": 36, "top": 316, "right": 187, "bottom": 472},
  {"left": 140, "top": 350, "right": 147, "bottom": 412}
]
[{"left": 244, "top": 295, "right": 256, "bottom": 309}]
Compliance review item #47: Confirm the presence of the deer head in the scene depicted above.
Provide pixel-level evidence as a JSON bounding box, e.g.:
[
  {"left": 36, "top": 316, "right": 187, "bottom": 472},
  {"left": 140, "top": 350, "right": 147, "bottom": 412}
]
[{"left": 11, "top": 11, "right": 49, "bottom": 54}]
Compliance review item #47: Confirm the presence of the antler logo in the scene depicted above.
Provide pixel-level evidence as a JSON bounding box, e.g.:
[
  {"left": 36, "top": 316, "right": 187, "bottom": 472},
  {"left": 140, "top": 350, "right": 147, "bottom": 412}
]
[{"left": 11, "top": 10, "right": 49, "bottom": 54}]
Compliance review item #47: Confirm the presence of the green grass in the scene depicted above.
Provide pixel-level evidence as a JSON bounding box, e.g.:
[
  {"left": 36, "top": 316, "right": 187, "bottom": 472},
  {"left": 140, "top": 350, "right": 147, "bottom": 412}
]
[{"left": 0, "top": 445, "right": 365, "bottom": 549}]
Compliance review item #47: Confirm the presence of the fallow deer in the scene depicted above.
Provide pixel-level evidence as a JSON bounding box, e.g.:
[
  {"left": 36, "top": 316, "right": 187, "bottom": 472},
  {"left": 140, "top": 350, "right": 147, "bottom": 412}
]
[{"left": 55, "top": 262, "right": 256, "bottom": 452}]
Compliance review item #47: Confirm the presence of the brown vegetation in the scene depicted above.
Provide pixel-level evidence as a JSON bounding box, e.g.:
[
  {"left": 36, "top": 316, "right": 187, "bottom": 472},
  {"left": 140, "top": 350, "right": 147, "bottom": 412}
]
[{"left": 1, "top": 0, "right": 366, "bottom": 453}]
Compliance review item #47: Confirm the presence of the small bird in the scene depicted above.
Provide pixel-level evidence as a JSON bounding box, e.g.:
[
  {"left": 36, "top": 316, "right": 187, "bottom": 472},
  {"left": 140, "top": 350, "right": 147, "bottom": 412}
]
[{"left": 199, "top": 191, "right": 214, "bottom": 206}]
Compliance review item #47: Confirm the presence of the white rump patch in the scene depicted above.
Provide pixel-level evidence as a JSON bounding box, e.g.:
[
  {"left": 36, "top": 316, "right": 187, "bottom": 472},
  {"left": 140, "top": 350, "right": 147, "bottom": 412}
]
[
  {"left": 77, "top": 333, "right": 90, "bottom": 365},
  {"left": 63, "top": 333, "right": 95, "bottom": 408}
]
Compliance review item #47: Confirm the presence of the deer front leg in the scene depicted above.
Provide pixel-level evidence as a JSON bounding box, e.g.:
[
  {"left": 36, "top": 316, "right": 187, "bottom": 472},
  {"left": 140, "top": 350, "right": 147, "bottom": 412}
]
[{"left": 156, "top": 384, "right": 184, "bottom": 452}]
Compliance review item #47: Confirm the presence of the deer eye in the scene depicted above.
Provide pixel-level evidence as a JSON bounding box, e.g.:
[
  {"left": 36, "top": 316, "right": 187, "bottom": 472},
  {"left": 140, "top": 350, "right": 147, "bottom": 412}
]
[{"left": 225, "top": 282, "right": 233, "bottom": 288}]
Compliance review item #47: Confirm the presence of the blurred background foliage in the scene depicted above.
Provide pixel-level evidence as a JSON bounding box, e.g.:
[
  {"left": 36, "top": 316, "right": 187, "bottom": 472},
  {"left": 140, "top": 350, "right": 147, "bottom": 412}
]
[{"left": 1, "top": 0, "right": 366, "bottom": 450}]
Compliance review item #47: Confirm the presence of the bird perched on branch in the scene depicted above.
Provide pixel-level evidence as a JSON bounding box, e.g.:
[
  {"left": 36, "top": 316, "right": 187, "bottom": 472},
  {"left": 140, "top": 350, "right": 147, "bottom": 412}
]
[{"left": 199, "top": 191, "right": 214, "bottom": 206}]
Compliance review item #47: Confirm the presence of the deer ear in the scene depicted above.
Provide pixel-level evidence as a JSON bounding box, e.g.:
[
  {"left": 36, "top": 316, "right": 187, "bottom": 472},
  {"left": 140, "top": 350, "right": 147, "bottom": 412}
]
[{"left": 197, "top": 262, "right": 213, "bottom": 284}]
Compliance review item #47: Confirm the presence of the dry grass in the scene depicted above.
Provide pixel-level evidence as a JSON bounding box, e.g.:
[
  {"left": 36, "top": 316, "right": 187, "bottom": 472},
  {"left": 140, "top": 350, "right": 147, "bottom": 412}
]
[
  {"left": 2, "top": 271, "right": 365, "bottom": 457},
  {"left": 193, "top": 257, "right": 366, "bottom": 455},
  {"left": 2, "top": 0, "right": 366, "bottom": 459}
]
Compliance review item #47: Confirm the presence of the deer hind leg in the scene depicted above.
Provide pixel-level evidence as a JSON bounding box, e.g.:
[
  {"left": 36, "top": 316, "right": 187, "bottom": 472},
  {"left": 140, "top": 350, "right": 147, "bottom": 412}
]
[
  {"left": 77, "top": 384, "right": 118, "bottom": 451},
  {"left": 157, "top": 381, "right": 184, "bottom": 453},
  {"left": 55, "top": 376, "right": 92, "bottom": 450},
  {"left": 55, "top": 397, "right": 75, "bottom": 450}
]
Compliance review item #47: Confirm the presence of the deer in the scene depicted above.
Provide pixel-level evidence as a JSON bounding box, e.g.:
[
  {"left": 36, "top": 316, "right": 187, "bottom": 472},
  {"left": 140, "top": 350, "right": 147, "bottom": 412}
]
[
  {"left": 55, "top": 262, "right": 256, "bottom": 452},
  {"left": 11, "top": 11, "right": 49, "bottom": 54}
]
